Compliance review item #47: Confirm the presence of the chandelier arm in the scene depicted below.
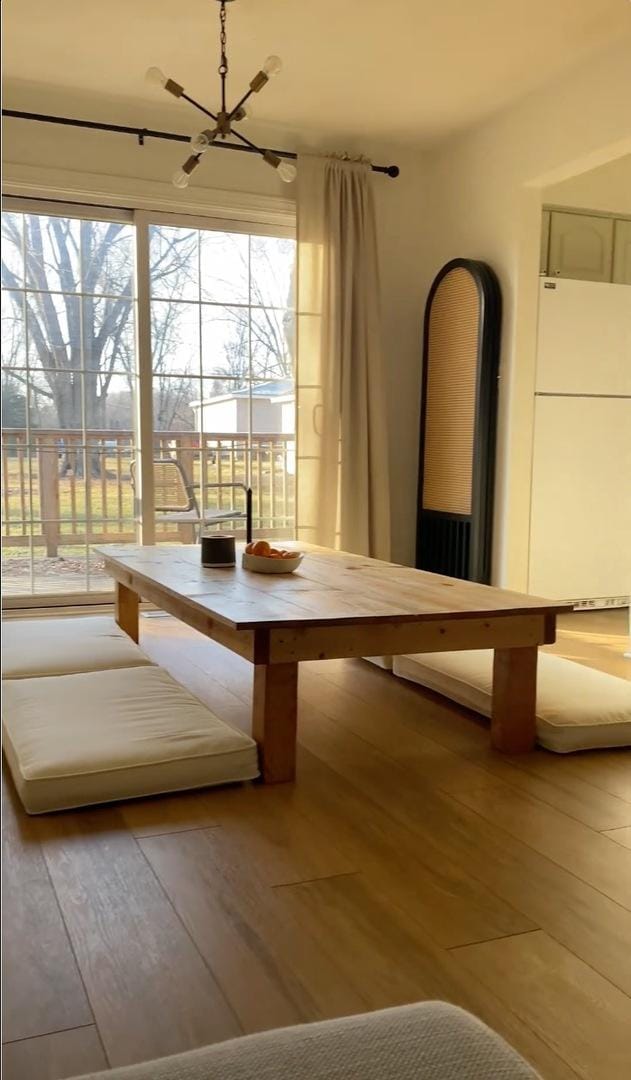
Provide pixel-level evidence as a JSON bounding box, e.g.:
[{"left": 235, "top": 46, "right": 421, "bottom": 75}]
[
  {"left": 181, "top": 91, "right": 218, "bottom": 123},
  {"left": 229, "top": 126, "right": 266, "bottom": 156},
  {"left": 228, "top": 85, "right": 255, "bottom": 122}
]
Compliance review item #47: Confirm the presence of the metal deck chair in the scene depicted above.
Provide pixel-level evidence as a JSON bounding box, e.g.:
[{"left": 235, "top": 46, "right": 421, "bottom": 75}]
[{"left": 131, "top": 459, "right": 251, "bottom": 536}]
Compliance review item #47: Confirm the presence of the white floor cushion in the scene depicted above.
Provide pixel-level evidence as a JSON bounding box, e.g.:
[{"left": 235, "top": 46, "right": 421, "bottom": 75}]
[
  {"left": 393, "top": 650, "right": 631, "bottom": 753},
  {"left": 364, "top": 656, "right": 394, "bottom": 670},
  {"left": 2, "top": 616, "right": 153, "bottom": 679},
  {"left": 3, "top": 665, "right": 259, "bottom": 813}
]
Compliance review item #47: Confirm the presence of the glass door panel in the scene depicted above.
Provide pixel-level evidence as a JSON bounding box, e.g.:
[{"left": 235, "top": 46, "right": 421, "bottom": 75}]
[
  {"left": 148, "top": 221, "right": 296, "bottom": 544},
  {"left": 1, "top": 207, "right": 137, "bottom": 601}
]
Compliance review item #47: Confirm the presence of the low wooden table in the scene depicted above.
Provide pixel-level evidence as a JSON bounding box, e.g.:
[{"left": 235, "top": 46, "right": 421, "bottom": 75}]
[{"left": 98, "top": 543, "right": 568, "bottom": 783}]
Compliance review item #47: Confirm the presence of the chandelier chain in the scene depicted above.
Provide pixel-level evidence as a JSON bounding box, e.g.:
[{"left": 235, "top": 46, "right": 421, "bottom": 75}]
[{"left": 219, "top": 1, "right": 228, "bottom": 77}]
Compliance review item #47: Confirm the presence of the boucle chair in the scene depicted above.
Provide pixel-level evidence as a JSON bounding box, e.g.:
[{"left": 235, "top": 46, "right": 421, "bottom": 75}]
[{"left": 74, "top": 1001, "right": 539, "bottom": 1079}]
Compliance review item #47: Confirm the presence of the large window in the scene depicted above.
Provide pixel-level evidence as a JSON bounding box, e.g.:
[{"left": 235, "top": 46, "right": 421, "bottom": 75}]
[{"left": 1, "top": 202, "right": 296, "bottom": 603}]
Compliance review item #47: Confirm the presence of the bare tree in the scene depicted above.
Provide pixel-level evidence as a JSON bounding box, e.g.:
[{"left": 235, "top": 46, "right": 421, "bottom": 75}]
[
  {"left": 202, "top": 234, "right": 295, "bottom": 382},
  {"left": 1, "top": 213, "right": 198, "bottom": 470},
  {"left": 1, "top": 294, "right": 26, "bottom": 428}
]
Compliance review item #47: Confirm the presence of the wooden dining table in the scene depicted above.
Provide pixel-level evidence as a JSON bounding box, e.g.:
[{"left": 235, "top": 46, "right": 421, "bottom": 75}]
[{"left": 98, "top": 542, "right": 569, "bottom": 783}]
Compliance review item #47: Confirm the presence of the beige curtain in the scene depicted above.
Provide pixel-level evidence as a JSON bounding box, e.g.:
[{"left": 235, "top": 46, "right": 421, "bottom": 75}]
[{"left": 295, "top": 154, "right": 391, "bottom": 559}]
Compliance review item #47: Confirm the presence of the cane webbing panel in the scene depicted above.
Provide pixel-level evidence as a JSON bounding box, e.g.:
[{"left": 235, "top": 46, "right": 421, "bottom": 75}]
[{"left": 422, "top": 268, "right": 480, "bottom": 515}]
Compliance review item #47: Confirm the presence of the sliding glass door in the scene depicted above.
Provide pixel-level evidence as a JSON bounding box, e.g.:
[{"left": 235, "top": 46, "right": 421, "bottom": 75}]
[{"left": 1, "top": 201, "right": 296, "bottom": 605}]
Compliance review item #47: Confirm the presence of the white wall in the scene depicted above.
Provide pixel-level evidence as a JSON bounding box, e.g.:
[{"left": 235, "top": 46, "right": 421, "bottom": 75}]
[
  {"left": 372, "top": 150, "right": 430, "bottom": 563},
  {"left": 544, "top": 153, "right": 631, "bottom": 216},
  {"left": 5, "top": 32, "right": 631, "bottom": 578},
  {"left": 2, "top": 99, "right": 427, "bottom": 563},
  {"left": 421, "top": 33, "right": 631, "bottom": 588}
]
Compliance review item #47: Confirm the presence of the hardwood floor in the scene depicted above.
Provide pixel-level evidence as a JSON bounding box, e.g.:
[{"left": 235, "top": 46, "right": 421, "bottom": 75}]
[{"left": 2, "top": 608, "right": 630, "bottom": 1079}]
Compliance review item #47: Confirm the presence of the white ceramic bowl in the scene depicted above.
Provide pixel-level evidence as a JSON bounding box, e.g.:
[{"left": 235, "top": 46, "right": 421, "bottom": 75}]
[{"left": 242, "top": 551, "right": 303, "bottom": 574}]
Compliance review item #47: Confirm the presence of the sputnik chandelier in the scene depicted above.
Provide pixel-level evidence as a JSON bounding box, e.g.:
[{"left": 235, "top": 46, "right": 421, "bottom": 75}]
[{"left": 145, "top": 0, "right": 297, "bottom": 188}]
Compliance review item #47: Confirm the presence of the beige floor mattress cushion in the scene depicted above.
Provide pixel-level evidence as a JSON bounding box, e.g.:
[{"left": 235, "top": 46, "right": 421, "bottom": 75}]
[
  {"left": 3, "top": 665, "right": 259, "bottom": 813},
  {"left": 364, "top": 656, "right": 394, "bottom": 670},
  {"left": 2, "top": 616, "right": 153, "bottom": 679},
  {"left": 393, "top": 649, "right": 631, "bottom": 752}
]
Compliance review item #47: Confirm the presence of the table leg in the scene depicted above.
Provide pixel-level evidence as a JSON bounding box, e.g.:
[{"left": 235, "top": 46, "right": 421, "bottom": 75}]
[
  {"left": 491, "top": 646, "right": 538, "bottom": 753},
  {"left": 253, "top": 662, "right": 298, "bottom": 783},
  {"left": 115, "top": 581, "right": 139, "bottom": 643}
]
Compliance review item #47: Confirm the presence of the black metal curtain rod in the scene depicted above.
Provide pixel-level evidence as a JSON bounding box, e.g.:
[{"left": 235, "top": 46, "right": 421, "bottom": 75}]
[{"left": 2, "top": 109, "right": 400, "bottom": 178}]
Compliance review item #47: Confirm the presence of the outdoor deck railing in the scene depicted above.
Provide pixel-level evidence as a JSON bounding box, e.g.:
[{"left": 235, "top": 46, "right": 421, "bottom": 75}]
[{"left": 2, "top": 428, "right": 295, "bottom": 555}]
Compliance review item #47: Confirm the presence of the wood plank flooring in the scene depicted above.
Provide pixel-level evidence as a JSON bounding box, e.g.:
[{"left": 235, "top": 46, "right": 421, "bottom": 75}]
[
  {"left": 2, "top": 1028, "right": 107, "bottom": 1080},
  {"left": 2, "top": 608, "right": 630, "bottom": 1079}
]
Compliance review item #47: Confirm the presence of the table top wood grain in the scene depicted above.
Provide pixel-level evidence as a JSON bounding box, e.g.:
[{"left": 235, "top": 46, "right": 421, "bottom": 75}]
[{"left": 97, "top": 543, "right": 569, "bottom": 632}]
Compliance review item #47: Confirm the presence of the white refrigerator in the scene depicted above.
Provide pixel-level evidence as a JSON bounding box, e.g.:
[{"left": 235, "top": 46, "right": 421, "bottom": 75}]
[{"left": 528, "top": 278, "right": 631, "bottom": 606}]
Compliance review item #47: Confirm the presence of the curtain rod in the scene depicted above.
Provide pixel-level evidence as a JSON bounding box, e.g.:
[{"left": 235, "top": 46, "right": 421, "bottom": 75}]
[{"left": 2, "top": 109, "right": 400, "bottom": 178}]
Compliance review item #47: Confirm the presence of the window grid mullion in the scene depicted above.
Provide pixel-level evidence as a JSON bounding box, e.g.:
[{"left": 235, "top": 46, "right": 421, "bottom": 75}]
[
  {"left": 78, "top": 220, "right": 91, "bottom": 593},
  {"left": 198, "top": 229, "right": 206, "bottom": 516},
  {"left": 21, "top": 214, "right": 36, "bottom": 595}
]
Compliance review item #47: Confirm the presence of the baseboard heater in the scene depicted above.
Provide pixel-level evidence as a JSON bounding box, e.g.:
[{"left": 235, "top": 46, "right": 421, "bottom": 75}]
[{"left": 570, "top": 596, "right": 629, "bottom": 611}]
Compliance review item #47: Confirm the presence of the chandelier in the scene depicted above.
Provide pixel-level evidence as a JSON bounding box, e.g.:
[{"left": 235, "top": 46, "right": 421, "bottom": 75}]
[{"left": 145, "top": 0, "right": 296, "bottom": 188}]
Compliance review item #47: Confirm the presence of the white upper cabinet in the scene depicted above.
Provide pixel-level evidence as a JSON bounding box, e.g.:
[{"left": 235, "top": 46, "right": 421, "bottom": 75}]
[
  {"left": 613, "top": 218, "right": 631, "bottom": 286},
  {"left": 548, "top": 211, "right": 614, "bottom": 282}
]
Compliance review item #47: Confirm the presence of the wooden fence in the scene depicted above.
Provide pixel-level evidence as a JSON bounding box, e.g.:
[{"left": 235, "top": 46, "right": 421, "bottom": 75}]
[{"left": 1, "top": 428, "right": 295, "bottom": 555}]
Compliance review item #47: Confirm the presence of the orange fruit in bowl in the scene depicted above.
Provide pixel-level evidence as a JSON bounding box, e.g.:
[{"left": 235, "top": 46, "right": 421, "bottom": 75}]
[
  {"left": 281, "top": 550, "right": 298, "bottom": 559},
  {"left": 252, "top": 540, "right": 271, "bottom": 556},
  {"left": 245, "top": 542, "right": 255, "bottom": 554}
]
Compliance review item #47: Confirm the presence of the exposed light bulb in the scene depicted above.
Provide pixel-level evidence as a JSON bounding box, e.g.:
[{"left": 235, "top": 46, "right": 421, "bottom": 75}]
[
  {"left": 190, "top": 133, "right": 208, "bottom": 153},
  {"left": 172, "top": 154, "right": 201, "bottom": 189},
  {"left": 262, "top": 55, "right": 282, "bottom": 77},
  {"left": 190, "top": 128, "right": 217, "bottom": 154},
  {"left": 172, "top": 168, "right": 190, "bottom": 189},
  {"left": 277, "top": 160, "right": 297, "bottom": 183},
  {"left": 145, "top": 66, "right": 167, "bottom": 88},
  {"left": 233, "top": 99, "right": 255, "bottom": 122}
]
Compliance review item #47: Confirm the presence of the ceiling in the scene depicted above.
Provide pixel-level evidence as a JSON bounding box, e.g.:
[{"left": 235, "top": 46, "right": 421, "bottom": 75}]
[{"left": 3, "top": 0, "right": 631, "bottom": 146}]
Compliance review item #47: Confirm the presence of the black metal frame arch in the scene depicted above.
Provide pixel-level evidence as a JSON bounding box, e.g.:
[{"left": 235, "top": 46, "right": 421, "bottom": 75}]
[{"left": 416, "top": 258, "right": 502, "bottom": 584}]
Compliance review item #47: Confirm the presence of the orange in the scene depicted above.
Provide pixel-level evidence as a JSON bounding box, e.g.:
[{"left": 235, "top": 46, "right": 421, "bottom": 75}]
[
  {"left": 281, "top": 550, "right": 298, "bottom": 559},
  {"left": 252, "top": 540, "right": 271, "bottom": 556},
  {"left": 245, "top": 542, "right": 255, "bottom": 554}
]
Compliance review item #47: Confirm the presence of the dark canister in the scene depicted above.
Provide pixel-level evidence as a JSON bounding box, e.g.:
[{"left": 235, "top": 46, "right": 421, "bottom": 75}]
[{"left": 201, "top": 534, "right": 236, "bottom": 568}]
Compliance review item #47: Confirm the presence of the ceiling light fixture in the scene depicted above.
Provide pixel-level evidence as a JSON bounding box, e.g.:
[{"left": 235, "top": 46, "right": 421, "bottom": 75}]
[{"left": 146, "top": 0, "right": 298, "bottom": 188}]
